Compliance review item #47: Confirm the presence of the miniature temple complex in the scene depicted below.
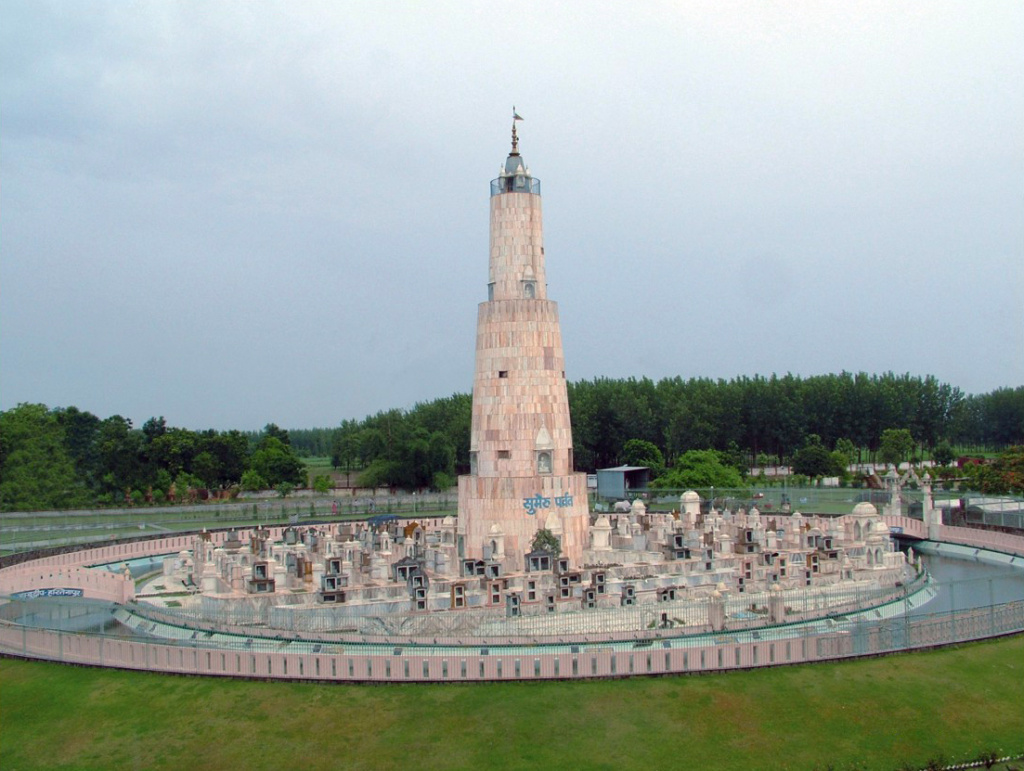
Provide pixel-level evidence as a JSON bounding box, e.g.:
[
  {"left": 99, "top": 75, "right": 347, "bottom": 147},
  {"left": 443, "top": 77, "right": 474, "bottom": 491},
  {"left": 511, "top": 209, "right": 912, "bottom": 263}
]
[
  {"left": 174, "top": 497, "right": 909, "bottom": 636},
  {"left": 149, "top": 117, "right": 913, "bottom": 637}
]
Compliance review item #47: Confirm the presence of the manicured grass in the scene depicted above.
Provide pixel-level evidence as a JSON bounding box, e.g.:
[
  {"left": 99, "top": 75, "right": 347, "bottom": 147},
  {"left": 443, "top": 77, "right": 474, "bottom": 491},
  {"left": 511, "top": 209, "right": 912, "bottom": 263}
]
[
  {"left": 0, "top": 501, "right": 460, "bottom": 555},
  {"left": 2, "top": 636, "right": 1022, "bottom": 770},
  {"left": 302, "top": 456, "right": 336, "bottom": 470}
]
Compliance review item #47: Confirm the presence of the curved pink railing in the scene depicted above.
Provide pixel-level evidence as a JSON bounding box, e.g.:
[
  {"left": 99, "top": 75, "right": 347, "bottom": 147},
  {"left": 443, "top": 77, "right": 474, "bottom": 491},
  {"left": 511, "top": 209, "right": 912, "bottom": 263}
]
[{"left": 1, "top": 523, "right": 1022, "bottom": 682}]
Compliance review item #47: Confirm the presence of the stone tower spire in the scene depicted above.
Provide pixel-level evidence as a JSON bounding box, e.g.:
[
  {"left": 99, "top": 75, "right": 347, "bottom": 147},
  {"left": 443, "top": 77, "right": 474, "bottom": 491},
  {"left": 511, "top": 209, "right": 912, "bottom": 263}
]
[{"left": 457, "top": 118, "right": 590, "bottom": 571}]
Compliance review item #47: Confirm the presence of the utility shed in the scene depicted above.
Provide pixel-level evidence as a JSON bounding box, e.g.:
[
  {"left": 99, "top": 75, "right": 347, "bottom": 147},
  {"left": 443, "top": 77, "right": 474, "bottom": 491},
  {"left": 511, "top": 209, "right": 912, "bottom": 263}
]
[{"left": 596, "top": 466, "right": 651, "bottom": 500}]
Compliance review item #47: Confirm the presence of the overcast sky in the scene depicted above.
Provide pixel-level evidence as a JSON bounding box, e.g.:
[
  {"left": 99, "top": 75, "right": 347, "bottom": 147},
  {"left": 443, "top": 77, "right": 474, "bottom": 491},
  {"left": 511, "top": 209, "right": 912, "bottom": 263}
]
[{"left": 2, "top": 1, "right": 1022, "bottom": 431}]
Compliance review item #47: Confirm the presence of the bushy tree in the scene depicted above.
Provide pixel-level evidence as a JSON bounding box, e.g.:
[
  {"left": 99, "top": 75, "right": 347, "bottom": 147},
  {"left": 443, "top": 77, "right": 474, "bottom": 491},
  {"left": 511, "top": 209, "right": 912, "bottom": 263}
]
[
  {"left": 357, "top": 458, "right": 398, "bottom": 489},
  {"left": 834, "top": 438, "right": 858, "bottom": 468},
  {"left": 879, "top": 428, "right": 915, "bottom": 468},
  {"left": 240, "top": 469, "right": 267, "bottom": 492},
  {"left": 621, "top": 438, "right": 665, "bottom": 476},
  {"left": 531, "top": 528, "right": 561, "bottom": 555},
  {"left": 932, "top": 440, "right": 955, "bottom": 467},
  {"left": 0, "top": 404, "right": 86, "bottom": 511},
  {"left": 651, "top": 450, "right": 743, "bottom": 489},
  {"left": 431, "top": 471, "right": 456, "bottom": 492},
  {"left": 791, "top": 435, "right": 845, "bottom": 478},
  {"left": 988, "top": 446, "right": 1024, "bottom": 494},
  {"left": 250, "top": 436, "right": 305, "bottom": 487}
]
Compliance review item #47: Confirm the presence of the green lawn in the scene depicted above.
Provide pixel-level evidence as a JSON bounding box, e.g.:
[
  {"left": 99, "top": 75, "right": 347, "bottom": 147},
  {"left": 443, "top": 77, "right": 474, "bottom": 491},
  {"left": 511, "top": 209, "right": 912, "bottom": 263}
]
[
  {"left": 2, "top": 635, "right": 1022, "bottom": 770},
  {"left": 0, "top": 498, "right": 459, "bottom": 555}
]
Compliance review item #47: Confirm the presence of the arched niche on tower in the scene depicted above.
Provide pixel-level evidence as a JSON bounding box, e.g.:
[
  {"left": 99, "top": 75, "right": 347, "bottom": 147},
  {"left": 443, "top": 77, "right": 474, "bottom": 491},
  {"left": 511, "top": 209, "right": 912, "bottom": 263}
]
[{"left": 537, "top": 451, "right": 552, "bottom": 474}]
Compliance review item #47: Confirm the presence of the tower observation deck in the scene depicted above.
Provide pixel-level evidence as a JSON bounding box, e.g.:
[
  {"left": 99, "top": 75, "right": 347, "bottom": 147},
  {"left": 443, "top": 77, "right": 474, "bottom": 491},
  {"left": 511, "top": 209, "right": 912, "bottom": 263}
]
[{"left": 457, "top": 115, "right": 590, "bottom": 571}]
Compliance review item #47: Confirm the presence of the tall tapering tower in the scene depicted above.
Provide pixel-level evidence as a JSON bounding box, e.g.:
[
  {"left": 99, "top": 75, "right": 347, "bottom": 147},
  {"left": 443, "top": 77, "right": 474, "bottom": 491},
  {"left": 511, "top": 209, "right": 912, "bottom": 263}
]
[{"left": 457, "top": 114, "right": 590, "bottom": 571}]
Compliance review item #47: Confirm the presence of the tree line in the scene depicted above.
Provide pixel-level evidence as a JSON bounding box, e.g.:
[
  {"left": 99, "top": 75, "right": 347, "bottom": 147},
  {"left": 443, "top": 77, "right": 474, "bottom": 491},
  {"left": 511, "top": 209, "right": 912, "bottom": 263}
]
[
  {"left": 2, "top": 373, "right": 1021, "bottom": 510},
  {"left": 567, "top": 373, "right": 1021, "bottom": 471},
  {"left": 308, "top": 373, "right": 1021, "bottom": 477},
  {"left": 0, "top": 405, "right": 305, "bottom": 511}
]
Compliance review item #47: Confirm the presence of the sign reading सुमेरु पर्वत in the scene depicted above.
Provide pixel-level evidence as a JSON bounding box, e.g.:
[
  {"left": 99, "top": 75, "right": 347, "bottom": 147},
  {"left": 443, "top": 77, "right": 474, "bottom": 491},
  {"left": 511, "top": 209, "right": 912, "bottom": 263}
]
[{"left": 522, "top": 493, "right": 573, "bottom": 516}]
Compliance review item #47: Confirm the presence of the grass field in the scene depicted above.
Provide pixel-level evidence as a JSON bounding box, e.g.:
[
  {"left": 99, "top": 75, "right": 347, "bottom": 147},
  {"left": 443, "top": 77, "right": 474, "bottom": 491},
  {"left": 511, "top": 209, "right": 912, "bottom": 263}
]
[
  {"left": 2, "top": 635, "right": 1022, "bottom": 771},
  {"left": 0, "top": 495, "right": 458, "bottom": 555}
]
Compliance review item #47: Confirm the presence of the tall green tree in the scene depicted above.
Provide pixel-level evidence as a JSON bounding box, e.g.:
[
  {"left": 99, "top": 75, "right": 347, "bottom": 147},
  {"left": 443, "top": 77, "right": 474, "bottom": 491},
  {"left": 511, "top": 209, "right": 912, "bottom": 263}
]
[
  {"left": 878, "top": 428, "right": 915, "bottom": 468},
  {"left": 96, "top": 415, "right": 145, "bottom": 498},
  {"left": 0, "top": 404, "right": 86, "bottom": 511},
  {"left": 55, "top": 406, "right": 102, "bottom": 490}
]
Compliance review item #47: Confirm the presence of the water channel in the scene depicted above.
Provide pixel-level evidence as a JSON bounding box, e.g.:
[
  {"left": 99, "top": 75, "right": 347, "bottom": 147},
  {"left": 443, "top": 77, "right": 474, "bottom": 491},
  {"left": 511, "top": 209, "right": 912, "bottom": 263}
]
[{"left": 5, "top": 545, "right": 1023, "bottom": 659}]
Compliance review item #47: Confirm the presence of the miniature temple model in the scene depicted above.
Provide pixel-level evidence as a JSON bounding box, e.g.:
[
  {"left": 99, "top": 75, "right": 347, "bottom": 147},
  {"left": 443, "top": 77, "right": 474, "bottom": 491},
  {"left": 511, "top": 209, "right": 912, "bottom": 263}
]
[{"left": 136, "top": 117, "right": 914, "bottom": 641}]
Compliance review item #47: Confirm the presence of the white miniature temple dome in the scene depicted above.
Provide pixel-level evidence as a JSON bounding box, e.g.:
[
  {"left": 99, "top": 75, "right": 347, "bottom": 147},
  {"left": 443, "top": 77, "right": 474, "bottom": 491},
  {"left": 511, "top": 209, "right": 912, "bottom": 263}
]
[
  {"left": 442, "top": 515, "right": 455, "bottom": 526},
  {"left": 681, "top": 490, "right": 701, "bottom": 505},
  {"left": 852, "top": 502, "right": 877, "bottom": 518},
  {"left": 488, "top": 523, "right": 504, "bottom": 535},
  {"left": 630, "top": 498, "right": 646, "bottom": 516}
]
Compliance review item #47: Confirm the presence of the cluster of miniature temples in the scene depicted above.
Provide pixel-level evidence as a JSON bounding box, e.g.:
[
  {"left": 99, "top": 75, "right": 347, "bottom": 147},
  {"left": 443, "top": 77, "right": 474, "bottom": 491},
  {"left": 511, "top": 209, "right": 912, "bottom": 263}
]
[
  {"left": 148, "top": 119, "right": 910, "bottom": 631},
  {"left": 167, "top": 495, "right": 908, "bottom": 629}
]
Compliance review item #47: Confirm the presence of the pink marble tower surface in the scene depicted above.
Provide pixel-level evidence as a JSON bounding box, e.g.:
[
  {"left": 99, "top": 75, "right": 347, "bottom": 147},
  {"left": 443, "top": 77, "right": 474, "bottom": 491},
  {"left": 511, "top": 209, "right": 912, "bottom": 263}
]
[{"left": 457, "top": 117, "right": 590, "bottom": 571}]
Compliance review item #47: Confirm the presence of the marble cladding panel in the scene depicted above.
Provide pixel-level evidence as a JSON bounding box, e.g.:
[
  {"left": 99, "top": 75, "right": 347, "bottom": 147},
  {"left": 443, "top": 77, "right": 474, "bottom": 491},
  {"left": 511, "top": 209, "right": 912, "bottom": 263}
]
[
  {"left": 489, "top": 194, "right": 546, "bottom": 301},
  {"left": 458, "top": 473, "right": 590, "bottom": 568}
]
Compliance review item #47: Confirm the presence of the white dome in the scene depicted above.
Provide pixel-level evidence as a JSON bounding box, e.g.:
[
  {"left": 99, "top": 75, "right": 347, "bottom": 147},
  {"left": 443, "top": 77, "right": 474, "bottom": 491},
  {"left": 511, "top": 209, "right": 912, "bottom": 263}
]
[
  {"left": 681, "top": 490, "right": 701, "bottom": 504},
  {"left": 852, "top": 502, "right": 878, "bottom": 517}
]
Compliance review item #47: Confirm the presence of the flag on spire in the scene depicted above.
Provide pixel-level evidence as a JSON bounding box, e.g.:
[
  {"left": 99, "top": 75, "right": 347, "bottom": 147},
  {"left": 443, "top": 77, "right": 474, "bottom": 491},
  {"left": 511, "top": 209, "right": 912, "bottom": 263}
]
[{"left": 513, "top": 107, "right": 524, "bottom": 121}]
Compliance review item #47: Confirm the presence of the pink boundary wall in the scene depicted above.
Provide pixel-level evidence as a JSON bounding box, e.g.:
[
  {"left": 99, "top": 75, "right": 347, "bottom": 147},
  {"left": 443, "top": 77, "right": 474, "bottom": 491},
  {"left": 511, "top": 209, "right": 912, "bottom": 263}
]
[
  {"left": 883, "top": 516, "right": 1024, "bottom": 557},
  {"left": 1, "top": 522, "right": 1023, "bottom": 682}
]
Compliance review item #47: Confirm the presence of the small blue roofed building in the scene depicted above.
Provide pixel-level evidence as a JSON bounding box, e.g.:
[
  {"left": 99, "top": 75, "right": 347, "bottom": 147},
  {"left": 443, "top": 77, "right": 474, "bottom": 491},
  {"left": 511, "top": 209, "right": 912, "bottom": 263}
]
[{"left": 595, "top": 466, "right": 651, "bottom": 500}]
